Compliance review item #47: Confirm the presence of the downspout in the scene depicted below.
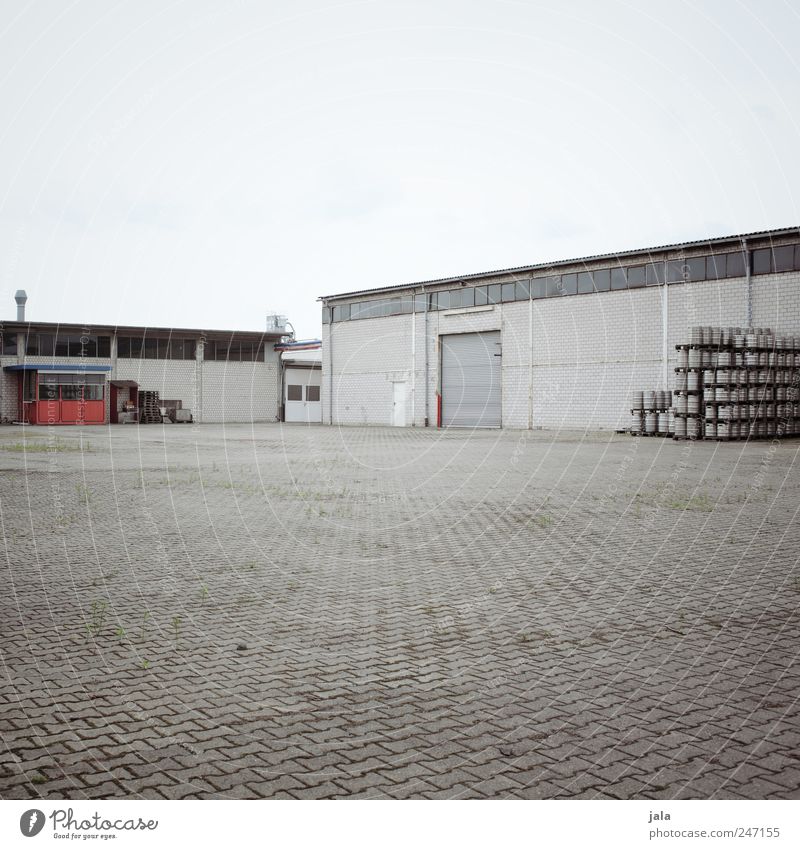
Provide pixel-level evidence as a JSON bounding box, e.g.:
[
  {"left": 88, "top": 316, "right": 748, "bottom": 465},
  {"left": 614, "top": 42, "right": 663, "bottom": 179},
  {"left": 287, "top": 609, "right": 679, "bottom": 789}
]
[
  {"left": 662, "top": 260, "right": 669, "bottom": 390},
  {"left": 423, "top": 285, "right": 429, "bottom": 427},
  {"left": 528, "top": 287, "right": 533, "bottom": 429},
  {"left": 328, "top": 304, "right": 334, "bottom": 425},
  {"left": 411, "top": 306, "right": 416, "bottom": 426},
  {"left": 744, "top": 237, "right": 752, "bottom": 327}
]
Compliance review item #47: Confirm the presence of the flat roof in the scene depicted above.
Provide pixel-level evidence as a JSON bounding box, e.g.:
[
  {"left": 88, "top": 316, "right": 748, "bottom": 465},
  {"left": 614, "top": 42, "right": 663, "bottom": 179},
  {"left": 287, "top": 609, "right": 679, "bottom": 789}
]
[
  {"left": 319, "top": 225, "right": 800, "bottom": 302},
  {"left": 0, "top": 320, "right": 284, "bottom": 339}
]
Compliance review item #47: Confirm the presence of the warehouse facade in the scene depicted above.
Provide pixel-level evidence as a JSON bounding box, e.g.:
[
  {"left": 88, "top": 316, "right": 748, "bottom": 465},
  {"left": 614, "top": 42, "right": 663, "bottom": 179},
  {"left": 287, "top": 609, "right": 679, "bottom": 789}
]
[
  {"left": 0, "top": 314, "right": 283, "bottom": 425},
  {"left": 320, "top": 227, "right": 800, "bottom": 430}
]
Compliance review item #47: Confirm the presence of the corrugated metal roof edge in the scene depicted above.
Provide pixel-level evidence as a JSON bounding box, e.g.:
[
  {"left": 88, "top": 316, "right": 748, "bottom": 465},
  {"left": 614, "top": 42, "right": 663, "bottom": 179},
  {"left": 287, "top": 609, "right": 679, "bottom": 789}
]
[
  {"left": 0, "top": 321, "right": 285, "bottom": 338},
  {"left": 318, "top": 225, "right": 800, "bottom": 302}
]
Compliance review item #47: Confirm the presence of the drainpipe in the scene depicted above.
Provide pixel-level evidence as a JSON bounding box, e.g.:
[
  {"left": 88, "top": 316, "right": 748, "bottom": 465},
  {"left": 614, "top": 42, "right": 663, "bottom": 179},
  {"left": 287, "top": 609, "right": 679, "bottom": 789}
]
[
  {"left": 662, "top": 260, "right": 669, "bottom": 390},
  {"left": 743, "top": 237, "right": 752, "bottom": 327},
  {"left": 423, "top": 285, "right": 429, "bottom": 427},
  {"left": 327, "top": 304, "right": 334, "bottom": 425}
]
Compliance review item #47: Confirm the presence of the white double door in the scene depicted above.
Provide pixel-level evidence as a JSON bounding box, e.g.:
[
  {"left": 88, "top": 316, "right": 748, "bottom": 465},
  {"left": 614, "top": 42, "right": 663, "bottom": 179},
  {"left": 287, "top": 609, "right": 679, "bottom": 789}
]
[{"left": 285, "top": 368, "right": 322, "bottom": 423}]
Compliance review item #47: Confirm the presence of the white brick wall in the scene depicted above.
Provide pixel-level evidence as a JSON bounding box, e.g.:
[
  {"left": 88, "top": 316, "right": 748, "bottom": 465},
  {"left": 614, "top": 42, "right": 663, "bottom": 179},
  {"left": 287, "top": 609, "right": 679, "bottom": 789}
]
[{"left": 323, "top": 257, "right": 800, "bottom": 431}]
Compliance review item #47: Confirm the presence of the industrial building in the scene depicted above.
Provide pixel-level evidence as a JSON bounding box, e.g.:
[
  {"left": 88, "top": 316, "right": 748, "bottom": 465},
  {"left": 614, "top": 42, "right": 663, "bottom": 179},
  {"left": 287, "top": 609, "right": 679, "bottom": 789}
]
[
  {"left": 0, "top": 293, "right": 285, "bottom": 425},
  {"left": 320, "top": 227, "right": 800, "bottom": 430}
]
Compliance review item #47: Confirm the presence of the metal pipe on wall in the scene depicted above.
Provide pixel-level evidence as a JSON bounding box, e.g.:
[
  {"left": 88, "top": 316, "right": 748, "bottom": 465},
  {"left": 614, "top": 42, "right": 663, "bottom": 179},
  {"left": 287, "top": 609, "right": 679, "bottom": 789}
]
[
  {"left": 743, "top": 237, "right": 752, "bottom": 327},
  {"left": 423, "top": 285, "right": 429, "bottom": 427},
  {"left": 327, "top": 307, "right": 334, "bottom": 425}
]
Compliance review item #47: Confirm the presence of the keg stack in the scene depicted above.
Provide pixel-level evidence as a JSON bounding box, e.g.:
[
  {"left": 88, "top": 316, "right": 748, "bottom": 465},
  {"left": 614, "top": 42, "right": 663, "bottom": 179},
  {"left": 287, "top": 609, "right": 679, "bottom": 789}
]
[
  {"left": 672, "top": 325, "right": 708, "bottom": 440},
  {"left": 696, "top": 327, "right": 800, "bottom": 440},
  {"left": 629, "top": 389, "right": 673, "bottom": 436}
]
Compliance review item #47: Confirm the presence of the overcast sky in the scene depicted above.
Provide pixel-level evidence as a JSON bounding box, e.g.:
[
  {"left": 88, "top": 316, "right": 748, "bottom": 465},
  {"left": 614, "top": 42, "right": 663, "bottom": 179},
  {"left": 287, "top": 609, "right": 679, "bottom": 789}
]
[{"left": 1, "top": 0, "right": 799, "bottom": 338}]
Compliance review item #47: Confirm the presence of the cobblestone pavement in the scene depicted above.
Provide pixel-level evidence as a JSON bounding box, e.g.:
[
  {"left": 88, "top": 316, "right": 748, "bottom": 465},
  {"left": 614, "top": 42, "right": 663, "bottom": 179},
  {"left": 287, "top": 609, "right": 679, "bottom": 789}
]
[{"left": 0, "top": 423, "right": 798, "bottom": 800}]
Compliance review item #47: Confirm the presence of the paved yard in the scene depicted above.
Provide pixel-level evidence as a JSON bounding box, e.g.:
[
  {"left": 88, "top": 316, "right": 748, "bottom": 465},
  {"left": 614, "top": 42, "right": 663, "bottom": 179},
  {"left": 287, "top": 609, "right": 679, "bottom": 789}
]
[{"left": 0, "top": 423, "right": 798, "bottom": 800}]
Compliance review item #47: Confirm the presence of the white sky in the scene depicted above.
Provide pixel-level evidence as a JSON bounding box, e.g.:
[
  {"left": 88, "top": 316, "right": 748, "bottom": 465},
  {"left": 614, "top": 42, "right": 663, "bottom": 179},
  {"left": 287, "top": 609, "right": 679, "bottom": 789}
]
[{"left": 1, "top": 0, "right": 799, "bottom": 339}]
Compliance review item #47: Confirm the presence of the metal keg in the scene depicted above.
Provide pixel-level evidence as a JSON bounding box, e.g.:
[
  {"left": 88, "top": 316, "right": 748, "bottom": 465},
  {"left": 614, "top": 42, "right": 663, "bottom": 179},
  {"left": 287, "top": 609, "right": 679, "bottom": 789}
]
[
  {"left": 717, "top": 351, "right": 732, "bottom": 367},
  {"left": 658, "top": 412, "right": 669, "bottom": 433},
  {"left": 687, "top": 416, "right": 702, "bottom": 438},
  {"left": 644, "top": 390, "right": 656, "bottom": 410},
  {"left": 645, "top": 412, "right": 657, "bottom": 434},
  {"left": 767, "top": 419, "right": 777, "bottom": 436},
  {"left": 710, "top": 327, "right": 722, "bottom": 346},
  {"left": 702, "top": 350, "right": 712, "bottom": 367},
  {"left": 676, "top": 394, "right": 688, "bottom": 413},
  {"left": 687, "top": 395, "right": 700, "bottom": 414},
  {"left": 729, "top": 420, "right": 740, "bottom": 439},
  {"left": 631, "top": 411, "right": 643, "bottom": 432},
  {"left": 688, "top": 348, "right": 701, "bottom": 367},
  {"left": 717, "top": 368, "right": 730, "bottom": 384},
  {"left": 703, "top": 370, "right": 714, "bottom": 387},
  {"left": 718, "top": 404, "right": 730, "bottom": 420},
  {"left": 706, "top": 420, "right": 717, "bottom": 438},
  {"left": 673, "top": 416, "right": 687, "bottom": 438},
  {"left": 777, "top": 386, "right": 786, "bottom": 401},
  {"left": 745, "top": 352, "right": 758, "bottom": 367},
  {"left": 740, "top": 421, "right": 749, "bottom": 439},
  {"left": 631, "top": 391, "right": 644, "bottom": 410},
  {"left": 768, "top": 352, "right": 777, "bottom": 366},
  {"left": 705, "top": 404, "right": 716, "bottom": 419},
  {"left": 718, "top": 421, "right": 729, "bottom": 438},
  {"left": 679, "top": 348, "right": 689, "bottom": 368},
  {"left": 734, "top": 333, "right": 745, "bottom": 349},
  {"left": 675, "top": 372, "right": 688, "bottom": 391},
  {"left": 688, "top": 372, "right": 701, "bottom": 391},
  {"left": 715, "top": 387, "right": 729, "bottom": 402},
  {"left": 746, "top": 332, "right": 757, "bottom": 348}
]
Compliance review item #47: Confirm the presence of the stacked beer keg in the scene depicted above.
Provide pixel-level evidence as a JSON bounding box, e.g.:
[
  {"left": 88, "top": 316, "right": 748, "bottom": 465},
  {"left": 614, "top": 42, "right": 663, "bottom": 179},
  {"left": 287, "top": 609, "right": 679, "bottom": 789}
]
[
  {"left": 629, "top": 388, "right": 673, "bottom": 436},
  {"left": 627, "top": 326, "right": 800, "bottom": 441}
]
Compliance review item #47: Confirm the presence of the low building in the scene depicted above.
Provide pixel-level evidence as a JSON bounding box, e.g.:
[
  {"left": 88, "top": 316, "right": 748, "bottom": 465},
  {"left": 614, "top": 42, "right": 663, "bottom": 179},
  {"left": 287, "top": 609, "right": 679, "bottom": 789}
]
[
  {"left": 0, "top": 298, "right": 284, "bottom": 425},
  {"left": 319, "top": 227, "right": 800, "bottom": 430}
]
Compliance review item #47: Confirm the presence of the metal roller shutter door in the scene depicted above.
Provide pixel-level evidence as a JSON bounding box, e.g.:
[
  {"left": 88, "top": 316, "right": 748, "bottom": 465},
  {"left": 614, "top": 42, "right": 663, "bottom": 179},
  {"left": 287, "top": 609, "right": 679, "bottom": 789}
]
[{"left": 441, "top": 331, "right": 501, "bottom": 427}]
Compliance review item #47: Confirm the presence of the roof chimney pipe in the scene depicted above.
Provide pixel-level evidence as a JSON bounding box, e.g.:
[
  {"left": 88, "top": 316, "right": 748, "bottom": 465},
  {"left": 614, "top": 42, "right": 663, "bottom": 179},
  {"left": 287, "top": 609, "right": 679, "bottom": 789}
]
[{"left": 14, "top": 290, "right": 27, "bottom": 322}]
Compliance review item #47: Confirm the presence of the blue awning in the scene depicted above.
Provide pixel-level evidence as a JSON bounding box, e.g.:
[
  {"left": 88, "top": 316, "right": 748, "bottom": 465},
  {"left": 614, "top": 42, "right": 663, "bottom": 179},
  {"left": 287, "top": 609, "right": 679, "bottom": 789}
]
[{"left": 3, "top": 364, "right": 113, "bottom": 372}]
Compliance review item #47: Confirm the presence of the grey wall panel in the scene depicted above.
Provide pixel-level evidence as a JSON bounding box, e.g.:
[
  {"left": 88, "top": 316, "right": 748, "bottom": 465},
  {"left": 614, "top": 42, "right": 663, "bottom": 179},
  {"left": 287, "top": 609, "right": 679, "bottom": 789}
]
[{"left": 441, "top": 331, "right": 501, "bottom": 427}]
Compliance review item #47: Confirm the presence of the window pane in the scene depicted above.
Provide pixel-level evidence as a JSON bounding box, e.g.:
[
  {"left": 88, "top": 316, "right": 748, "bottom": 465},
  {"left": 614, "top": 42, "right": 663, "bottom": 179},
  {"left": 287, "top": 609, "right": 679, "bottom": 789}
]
[
  {"left": 332, "top": 304, "right": 349, "bottom": 322},
  {"left": 592, "top": 269, "right": 610, "bottom": 292},
  {"left": 84, "top": 384, "right": 103, "bottom": 400},
  {"left": 686, "top": 256, "right": 706, "bottom": 281},
  {"left": 706, "top": 254, "right": 726, "bottom": 279},
  {"left": 436, "top": 290, "right": 450, "bottom": 310},
  {"left": 773, "top": 245, "right": 794, "bottom": 273},
  {"left": 117, "top": 337, "right": 130, "bottom": 358},
  {"left": 646, "top": 262, "right": 665, "bottom": 285},
  {"left": 610, "top": 267, "right": 627, "bottom": 290},
  {"left": 306, "top": 385, "right": 320, "bottom": 402},
  {"left": 627, "top": 265, "right": 645, "bottom": 288},
  {"left": 666, "top": 260, "right": 686, "bottom": 283},
  {"left": 515, "top": 280, "right": 530, "bottom": 301},
  {"left": 544, "top": 274, "right": 564, "bottom": 298},
  {"left": 501, "top": 282, "right": 515, "bottom": 302},
  {"left": 413, "top": 293, "right": 427, "bottom": 312},
  {"left": 577, "top": 271, "right": 592, "bottom": 294},
  {"left": 530, "top": 278, "right": 547, "bottom": 299},
  {"left": 61, "top": 384, "right": 80, "bottom": 400},
  {"left": 143, "top": 338, "right": 158, "bottom": 359},
  {"left": 54, "top": 336, "right": 68, "bottom": 356},
  {"left": 474, "top": 286, "right": 488, "bottom": 305},
  {"left": 38, "top": 334, "right": 54, "bottom": 356},
  {"left": 239, "top": 343, "right": 254, "bottom": 361},
  {"left": 560, "top": 273, "right": 577, "bottom": 295},
  {"left": 39, "top": 382, "right": 58, "bottom": 400},
  {"left": 487, "top": 284, "right": 501, "bottom": 304},
  {"left": 322, "top": 306, "right": 331, "bottom": 324},
  {"left": 386, "top": 298, "right": 402, "bottom": 315},
  {"left": 399, "top": 296, "right": 414, "bottom": 314},
  {"left": 97, "top": 336, "right": 110, "bottom": 357},
  {"left": 2, "top": 333, "right": 17, "bottom": 355},
  {"left": 726, "top": 251, "right": 746, "bottom": 277},
  {"left": 795, "top": 245, "right": 800, "bottom": 271},
  {"left": 25, "top": 334, "right": 39, "bottom": 355},
  {"left": 461, "top": 287, "right": 475, "bottom": 307},
  {"left": 287, "top": 385, "right": 302, "bottom": 401}
]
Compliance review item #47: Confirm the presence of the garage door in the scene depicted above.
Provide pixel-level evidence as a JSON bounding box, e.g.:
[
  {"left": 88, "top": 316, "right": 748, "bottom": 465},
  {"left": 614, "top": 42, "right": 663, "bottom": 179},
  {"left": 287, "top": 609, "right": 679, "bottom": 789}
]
[{"left": 441, "top": 331, "right": 501, "bottom": 427}]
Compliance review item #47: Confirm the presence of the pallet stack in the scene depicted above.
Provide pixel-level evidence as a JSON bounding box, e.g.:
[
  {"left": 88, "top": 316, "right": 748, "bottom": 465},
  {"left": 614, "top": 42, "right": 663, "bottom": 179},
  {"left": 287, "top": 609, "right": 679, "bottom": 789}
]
[
  {"left": 626, "top": 326, "right": 800, "bottom": 441},
  {"left": 139, "top": 390, "right": 162, "bottom": 424},
  {"left": 689, "top": 327, "right": 800, "bottom": 441},
  {"left": 630, "top": 389, "right": 673, "bottom": 436}
]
